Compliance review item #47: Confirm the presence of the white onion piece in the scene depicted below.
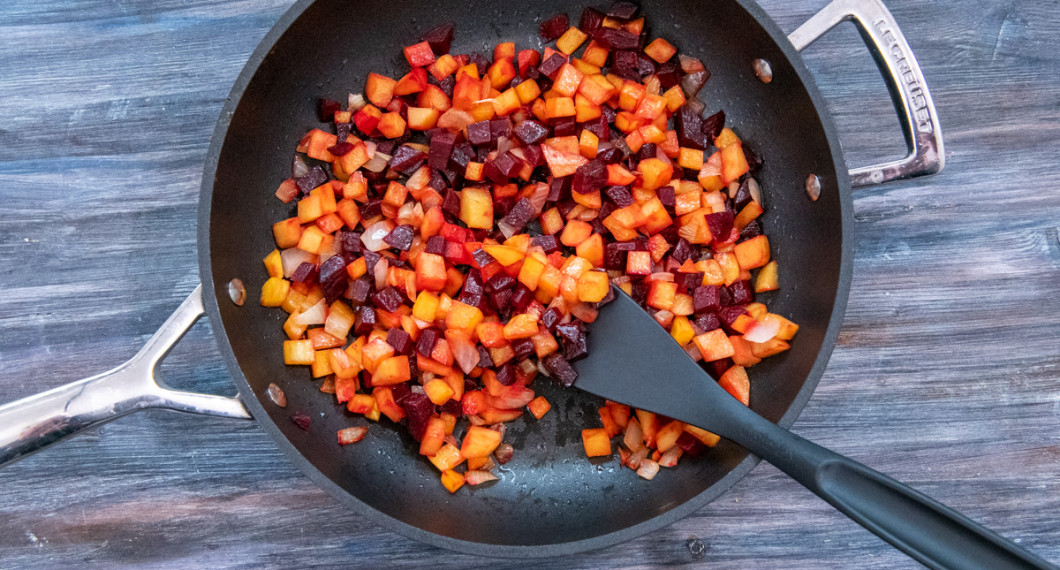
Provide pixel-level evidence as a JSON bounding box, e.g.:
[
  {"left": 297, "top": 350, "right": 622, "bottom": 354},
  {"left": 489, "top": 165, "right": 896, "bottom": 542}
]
[
  {"left": 623, "top": 418, "right": 645, "bottom": 452},
  {"left": 292, "top": 154, "right": 308, "bottom": 178},
  {"left": 658, "top": 446, "right": 683, "bottom": 468},
  {"left": 293, "top": 299, "right": 327, "bottom": 325},
  {"left": 626, "top": 447, "right": 648, "bottom": 470},
  {"left": 280, "top": 248, "right": 317, "bottom": 277},
  {"left": 374, "top": 256, "right": 389, "bottom": 290},
  {"left": 747, "top": 177, "right": 762, "bottom": 206},
  {"left": 363, "top": 151, "right": 390, "bottom": 173},
  {"left": 497, "top": 220, "right": 518, "bottom": 240},
  {"left": 495, "top": 135, "right": 514, "bottom": 155},
  {"left": 526, "top": 182, "right": 550, "bottom": 214},
  {"left": 648, "top": 272, "right": 675, "bottom": 282},
  {"left": 318, "top": 236, "right": 342, "bottom": 261},
  {"left": 636, "top": 458, "right": 660, "bottom": 480},
  {"left": 465, "top": 470, "right": 499, "bottom": 486},
  {"left": 364, "top": 140, "right": 377, "bottom": 159},
  {"left": 347, "top": 93, "right": 366, "bottom": 112},
  {"left": 361, "top": 220, "right": 395, "bottom": 252},
  {"left": 684, "top": 343, "right": 703, "bottom": 362},
  {"left": 744, "top": 319, "right": 781, "bottom": 343}
]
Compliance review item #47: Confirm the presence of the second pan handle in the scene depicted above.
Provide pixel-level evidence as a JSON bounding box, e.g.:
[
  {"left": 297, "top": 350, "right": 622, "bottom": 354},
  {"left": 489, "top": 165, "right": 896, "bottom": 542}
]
[{"left": 788, "top": 0, "right": 945, "bottom": 187}]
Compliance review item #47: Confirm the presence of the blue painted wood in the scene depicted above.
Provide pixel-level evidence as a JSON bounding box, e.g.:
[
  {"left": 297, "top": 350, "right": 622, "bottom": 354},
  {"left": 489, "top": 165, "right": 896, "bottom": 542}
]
[{"left": 0, "top": 0, "right": 1057, "bottom": 567}]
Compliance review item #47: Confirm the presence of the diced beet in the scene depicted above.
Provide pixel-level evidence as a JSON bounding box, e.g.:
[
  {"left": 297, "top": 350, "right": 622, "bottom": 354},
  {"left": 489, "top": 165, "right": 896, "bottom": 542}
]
[
  {"left": 740, "top": 220, "right": 763, "bottom": 241},
  {"left": 636, "top": 53, "right": 657, "bottom": 78},
  {"left": 604, "top": 240, "right": 637, "bottom": 270},
  {"left": 510, "top": 285, "right": 533, "bottom": 312},
  {"left": 354, "top": 305, "right": 377, "bottom": 335},
  {"left": 636, "top": 143, "right": 657, "bottom": 163},
  {"left": 630, "top": 281, "right": 648, "bottom": 305},
  {"left": 718, "top": 305, "right": 747, "bottom": 330},
  {"left": 477, "top": 344, "right": 494, "bottom": 368},
  {"left": 295, "top": 166, "right": 328, "bottom": 195},
  {"left": 387, "top": 328, "right": 413, "bottom": 355},
  {"left": 611, "top": 50, "right": 641, "bottom": 81},
  {"left": 290, "top": 412, "right": 312, "bottom": 431},
  {"left": 538, "top": 53, "right": 568, "bottom": 80},
  {"left": 417, "top": 327, "right": 440, "bottom": 357},
  {"left": 442, "top": 189, "right": 462, "bottom": 218},
  {"left": 744, "top": 143, "right": 763, "bottom": 172},
  {"left": 531, "top": 234, "right": 560, "bottom": 252},
  {"left": 359, "top": 199, "right": 382, "bottom": 220},
  {"left": 547, "top": 176, "right": 569, "bottom": 202},
  {"left": 424, "top": 235, "right": 447, "bottom": 255},
  {"left": 402, "top": 393, "right": 435, "bottom": 441},
  {"left": 556, "top": 199, "right": 577, "bottom": 218},
  {"left": 336, "top": 122, "right": 352, "bottom": 143},
  {"left": 541, "top": 307, "right": 563, "bottom": 332},
  {"left": 373, "top": 287, "right": 405, "bottom": 313},
  {"left": 490, "top": 118, "right": 513, "bottom": 141},
  {"left": 734, "top": 179, "right": 753, "bottom": 211},
  {"left": 657, "top": 185, "right": 675, "bottom": 207},
  {"left": 383, "top": 224, "right": 415, "bottom": 251},
  {"left": 319, "top": 255, "right": 348, "bottom": 303},
  {"left": 539, "top": 13, "right": 569, "bottom": 41},
  {"left": 361, "top": 250, "right": 382, "bottom": 274},
  {"left": 495, "top": 363, "right": 517, "bottom": 386},
  {"left": 695, "top": 312, "right": 720, "bottom": 333},
  {"left": 583, "top": 116, "right": 609, "bottom": 141},
  {"left": 466, "top": 120, "right": 492, "bottom": 147},
  {"left": 438, "top": 399, "right": 461, "bottom": 416},
  {"left": 449, "top": 142, "right": 473, "bottom": 170},
  {"left": 656, "top": 61, "right": 681, "bottom": 88},
  {"left": 705, "top": 210, "right": 734, "bottom": 241},
  {"left": 675, "top": 106, "right": 709, "bottom": 150},
  {"left": 678, "top": 271, "right": 703, "bottom": 292},
  {"left": 572, "top": 159, "right": 607, "bottom": 194},
  {"left": 607, "top": 1, "right": 639, "bottom": 20},
  {"left": 513, "top": 119, "right": 548, "bottom": 146},
  {"left": 676, "top": 431, "right": 707, "bottom": 457},
  {"left": 693, "top": 285, "right": 722, "bottom": 314},
  {"left": 374, "top": 139, "right": 399, "bottom": 156},
  {"left": 596, "top": 284, "right": 616, "bottom": 307},
  {"left": 466, "top": 51, "right": 490, "bottom": 71},
  {"left": 718, "top": 285, "right": 733, "bottom": 307},
  {"left": 501, "top": 197, "right": 536, "bottom": 234},
  {"left": 427, "top": 130, "right": 455, "bottom": 169},
  {"left": 462, "top": 271, "right": 485, "bottom": 296},
  {"left": 728, "top": 279, "right": 755, "bottom": 305},
  {"left": 522, "top": 144, "right": 544, "bottom": 167},
  {"left": 490, "top": 288, "right": 513, "bottom": 314},
  {"left": 340, "top": 231, "right": 362, "bottom": 254},
  {"left": 633, "top": 236, "right": 650, "bottom": 251},
  {"left": 486, "top": 272, "right": 515, "bottom": 293},
  {"left": 597, "top": 147, "right": 622, "bottom": 164},
  {"left": 552, "top": 117, "right": 577, "bottom": 137},
  {"left": 671, "top": 238, "right": 694, "bottom": 264},
  {"left": 555, "top": 322, "right": 588, "bottom": 361},
  {"left": 701, "top": 110, "right": 726, "bottom": 140},
  {"left": 318, "top": 98, "right": 341, "bottom": 122},
  {"left": 328, "top": 141, "right": 355, "bottom": 157},
  {"left": 483, "top": 157, "right": 508, "bottom": 184},
  {"left": 391, "top": 383, "right": 412, "bottom": 406},
  {"left": 421, "top": 23, "right": 454, "bottom": 55},
  {"left": 511, "top": 338, "right": 534, "bottom": 361},
  {"left": 467, "top": 249, "right": 492, "bottom": 269},
  {"left": 603, "top": 185, "right": 633, "bottom": 208},
  {"left": 290, "top": 262, "right": 318, "bottom": 284},
  {"left": 580, "top": 7, "right": 606, "bottom": 33},
  {"left": 703, "top": 358, "right": 734, "bottom": 381},
  {"left": 347, "top": 277, "right": 372, "bottom": 305},
  {"left": 430, "top": 168, "right": 452, "bottom": 193},
  {"left": 438, "top": 74, "right": 456, "bottom": 98},
  {"left": 594, "top": 28, "right": 639, "bottom": 51},
  {"left": 543, "top": 353, "right": 578, "bottom": 386}
]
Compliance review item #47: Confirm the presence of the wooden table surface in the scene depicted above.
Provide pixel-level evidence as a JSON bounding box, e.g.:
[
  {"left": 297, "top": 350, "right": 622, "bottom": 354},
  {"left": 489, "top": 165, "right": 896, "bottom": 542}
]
[{"left": 1, "top": 0, "right": 1057, "bottom": 567}]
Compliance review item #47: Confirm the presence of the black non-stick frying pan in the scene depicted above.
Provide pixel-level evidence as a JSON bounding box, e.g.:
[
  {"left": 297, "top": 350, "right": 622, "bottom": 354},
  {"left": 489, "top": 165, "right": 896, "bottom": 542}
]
[{"left": 0, "top": 0, "right": 944, "bottom": 558}]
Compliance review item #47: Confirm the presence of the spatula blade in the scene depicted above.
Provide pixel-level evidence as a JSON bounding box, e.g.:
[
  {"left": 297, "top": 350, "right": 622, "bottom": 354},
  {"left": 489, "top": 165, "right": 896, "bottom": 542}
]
[{"left": 572, "top": 288, "right": 733, "bottom": 431}]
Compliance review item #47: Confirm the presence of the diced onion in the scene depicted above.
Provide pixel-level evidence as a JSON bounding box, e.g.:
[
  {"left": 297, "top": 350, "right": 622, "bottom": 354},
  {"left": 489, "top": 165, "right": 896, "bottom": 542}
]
[
  {"left": 636, "top": 458, "right": 660, "bottom": 480},
  {"left": 744, "top": 319, "right": 781, "bottom": 343},
  {"left": 280, "top": 248, "right": 317, "bottom": 277},
  {"left": 292, "top": 154, "right": 308, "bottom": 178},
  {"left": 361, "top": 220, "right": 395, "bottom": 252},
  {"left": 374, "top": 256, "right": 389, "bottom": 290},
  {"left": 347, "top": 93, "right": 367, "bottom": 112},
  {"left": 293, "top": 299, "right": 327, "bottom": 325},
  {"left": 465, "top": 470, "right": 499, "bottom": 485}
]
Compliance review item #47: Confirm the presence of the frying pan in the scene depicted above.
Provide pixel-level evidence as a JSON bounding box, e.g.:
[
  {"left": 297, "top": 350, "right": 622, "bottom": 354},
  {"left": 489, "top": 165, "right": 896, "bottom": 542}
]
[{"left": 0, "top": 0, "right": 943, "bottom": 558}]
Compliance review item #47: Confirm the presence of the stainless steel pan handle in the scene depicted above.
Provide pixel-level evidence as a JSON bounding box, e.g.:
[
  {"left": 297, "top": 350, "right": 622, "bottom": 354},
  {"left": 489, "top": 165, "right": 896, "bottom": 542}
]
[
  {"left": 789, "top": 0, "right": 945, "bottom": 187},
  {"left": 0, "top": 286, "right": 252, "bottom": 467}
]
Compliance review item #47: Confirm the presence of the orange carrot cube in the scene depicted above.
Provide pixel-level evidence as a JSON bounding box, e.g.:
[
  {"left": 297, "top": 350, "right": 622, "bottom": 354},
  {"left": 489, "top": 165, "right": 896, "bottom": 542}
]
[
  {"left": 581, "top": 428, "right": 612, "bottom": 457},
  {"left": 461, "top": 425, "right": 503, "bottom": 459},
  {"left": 693, "top": 329, "right": 736, "bottom": 362},
  {"left": 719, "top": 365, "right": 750, "bottom": 405},
  {"left": 528, "top": 396, "right": 551, "bottom": 419}
]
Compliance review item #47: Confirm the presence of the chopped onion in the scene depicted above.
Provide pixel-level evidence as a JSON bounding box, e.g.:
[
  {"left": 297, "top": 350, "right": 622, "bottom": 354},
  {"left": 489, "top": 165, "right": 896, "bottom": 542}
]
[
  {"left": 374, "top": 255, "right": 389, "bottom": 290},
  {"left": 570, "top": 302, "right": 598, "bottom": 323},
  {"left": 684, "top": 343, "right": 703, "bottom": 362},
  {"left": 495, "top": 135, "right": 514, "bottom": 155},
  {"left": 337, "top": 426, "right": 369, "bottom": 445},
  {"left": 636, "top": 458, "right": 660, "bottom": 480},
  {"left": 658, "top": 446, "right": 683, "bottom": 468},
  {"left": 626, "top": 447, "right": 648, "bottom": 470},
  {"left": 293, "top": 298, "right": 327, "bottom": 325},
  {"left": 266, "top": 383, "right": 287, "bottom": 408},
  {"left": 292, "top": 154, "right": 308, "bottom": 178},
  {"left": 624, "top": 418, "right": 645, "bottom": 452},
  {"left": 227, "top": 278, "right": 246, "bottom": 306},
  {"left": 653, "top": 310, "right": 674, "bottom": 328},
  {"left": 648, "top": 272, "right": 675, "bottom": 282},
  {"left": 497, "top": 220, "right": 518, "bottom": 240},
  {"left": 465, "top": 470, "right": 499, "bottom": 485},
  {"left": 363, "top": 151, "right": 391, "bottom": 173},
  {"left": 280, "top": 247, "right": 317, "bottom": 277},
  {"left": 347, "top": 93, "right": 367, "bottom": 112},
  {"left": 493, "top": 443, "right": 514, "bottom": 464},
  {"left": 747, "top": 177, "right": 763, "bottom": 206},
  {"left": 361, "top": 220, "right": 396, "bottom": 252},
  {"left": 744, "top": 319, "right": 781, "bottom": 343}
]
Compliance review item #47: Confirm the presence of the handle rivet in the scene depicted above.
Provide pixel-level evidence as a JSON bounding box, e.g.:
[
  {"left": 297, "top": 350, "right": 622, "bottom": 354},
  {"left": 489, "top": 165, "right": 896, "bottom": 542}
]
[
  {"left": 753, "top": 58, "right": 773, "bottom": 83},
  {"left": 227, "top": 278, "right": 247, "bottom": 306},
  {"left": 805, "top": 174, "right": 821, "bottom": 201}
]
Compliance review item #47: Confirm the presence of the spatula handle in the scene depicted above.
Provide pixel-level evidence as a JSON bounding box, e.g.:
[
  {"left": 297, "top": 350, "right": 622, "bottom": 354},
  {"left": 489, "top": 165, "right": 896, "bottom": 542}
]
[{"left": 728, "top": 412, "right": 1054, "bottom": 570}]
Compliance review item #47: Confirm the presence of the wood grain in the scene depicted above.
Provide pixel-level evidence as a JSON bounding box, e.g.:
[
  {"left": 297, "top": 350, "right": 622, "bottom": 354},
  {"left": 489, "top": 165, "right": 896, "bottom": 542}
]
[{"left": 1, "top": 0, "right": 1058, "bottom": 568}]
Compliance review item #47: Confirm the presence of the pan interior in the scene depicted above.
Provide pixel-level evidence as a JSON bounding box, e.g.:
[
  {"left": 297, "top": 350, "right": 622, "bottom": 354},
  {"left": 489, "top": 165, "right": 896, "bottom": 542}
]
[{"left": 200, "top": 0, "right": 849, "bottom": 554}]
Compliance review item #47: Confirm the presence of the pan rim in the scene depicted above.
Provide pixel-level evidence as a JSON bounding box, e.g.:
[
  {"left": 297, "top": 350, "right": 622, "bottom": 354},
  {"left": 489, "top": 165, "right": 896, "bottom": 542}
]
[{"left": 197, "top": 0, "right": 853, "bottom": 558}]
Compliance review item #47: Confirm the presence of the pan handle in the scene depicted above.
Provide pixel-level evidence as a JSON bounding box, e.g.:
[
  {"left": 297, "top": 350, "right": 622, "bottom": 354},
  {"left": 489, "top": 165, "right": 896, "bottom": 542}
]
[
  {"left": 788, "top": 0, "right": 945, "bottom": 187},
  {"left": 0, "top": 286, "right": 252, "bottom": 467}
]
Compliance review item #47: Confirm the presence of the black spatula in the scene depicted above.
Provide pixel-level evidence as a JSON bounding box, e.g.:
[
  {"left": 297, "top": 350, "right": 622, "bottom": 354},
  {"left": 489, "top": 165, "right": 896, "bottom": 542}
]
[{"left": 573, "top": 289, "right": 1053, "bottom": 570}]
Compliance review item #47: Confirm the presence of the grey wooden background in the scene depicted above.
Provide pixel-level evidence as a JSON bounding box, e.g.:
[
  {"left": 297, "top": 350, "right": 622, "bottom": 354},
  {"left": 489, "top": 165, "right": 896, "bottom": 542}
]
[{"left": 1, "top": 0, "right": 1057, "bottom": 568}]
